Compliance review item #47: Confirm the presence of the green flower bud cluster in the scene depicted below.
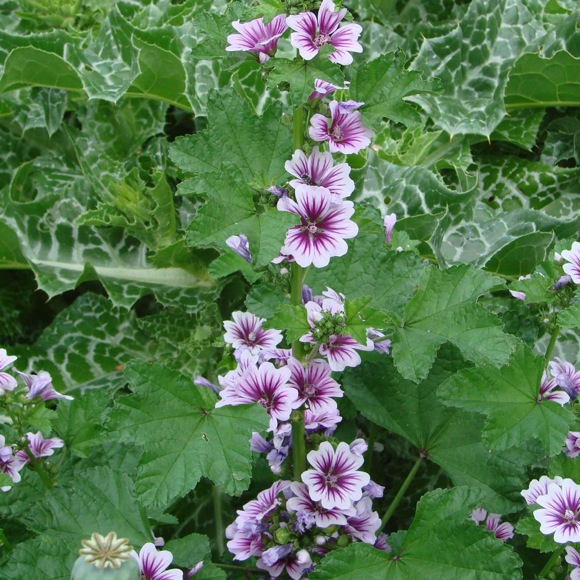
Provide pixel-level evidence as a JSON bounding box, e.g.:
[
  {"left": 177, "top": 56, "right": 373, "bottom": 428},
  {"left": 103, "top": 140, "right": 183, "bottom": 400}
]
[{"left": 311, "top": 311, "right": 347, "bottom": 344}]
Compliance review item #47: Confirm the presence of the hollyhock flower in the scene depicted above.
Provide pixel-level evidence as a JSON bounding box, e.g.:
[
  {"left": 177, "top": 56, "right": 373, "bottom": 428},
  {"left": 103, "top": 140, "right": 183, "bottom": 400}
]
[
  {"left": 223, "top": 311, "right": 283, "bottom": 356},
  {"left": 537, "top": 371, "right": 570, "bottom": 405},
  {"left": 383, "top": 213, "right": 396, "bottom": 243},
  {"left": 561, "top": 241, "right": 580, "bottom": 284},
  {"left": 566, "top": 546, "right": 580, "bottom": 580},
  {"left": 302, "top": 441, "right": 370, "bottom": 510},
  {"left": 549, "top": 358, "right": 580, "bottom": 399},
  {"left": 564, "top": 432, "right": 580, "bottom": 459},
  {"left": 287, "top": 357, "right": 343, "bottom": 412},
  {"left": 309, "top": 100, "right": 373, "bottom": 154},
  {"left": 533, "top": 478, "right": 580, "bottom": 543},
  {"left": 285, "top": 147, "right": 355, "bottom": 202},
  {"left": 374, "top": 533, "right": 392, "bottom": 552},
  {"left": 287, "top": 481, "right": 354, "bottom": 528},
  {"left": 226, "top": 15, "right": 288, "bottom": 64},
  {"left": 15, "top": 432, "right": 64, "bottom": 464},
  {"left": 470, "top": 508, "right": 513, "bottom": 541},
  {"left": 363, "top": 480, "right": 385, "bottom": 499},
  {"left": 286, "top": 0, "right": 362, "bottom": 65},
  {"left": 344, "top": 497, "right": 381, "bottom": 544},
  {"left": 349, "top": 438, "right": 368, "bottom": 456},
  {"left": 0, "top": 349, "right": 17, "bottom": 393},
  {"left": 216, "top": 362, "right": 298, "bottom": 430},
  {"left": 226, "top": 234, "right": 252, "bottom": 263},
  {"left": 309, "top": 78, "right": 342, "bottom": 100},
  {"left": 260, "top": 347, "right": 293, "bottom": 366},
  {"left": 0, "top": 435, "right": 25, "bottom": 492},
  {"left": 17, "top": 370, "right": 73, "bottom": 401},
  {"left": 521, "top": 475, "right": 563, "bottom": 505},
  {"left": 131, "top": 543, "right": 182, "bottom": 580},
  {"left": 278, "top": 184, "right": 357, "bottom": 268}
]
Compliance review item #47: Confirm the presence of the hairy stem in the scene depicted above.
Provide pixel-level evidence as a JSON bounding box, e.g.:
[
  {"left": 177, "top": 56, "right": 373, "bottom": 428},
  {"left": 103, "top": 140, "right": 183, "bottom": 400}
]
[
  {"left": 381, "top": 456, "right": 423, "bottom": 531},
  {"left": 292, "top": 411, "right": 307, "bottom": 481},
  {"left": 23, "top": 445, "right": 53, "bottom": 490},
  {"left": 293, "top": 106, "right": 305, "bottom": 151},
  {"left": 215, "top": 563, "right": 262, "bottom": 574}
]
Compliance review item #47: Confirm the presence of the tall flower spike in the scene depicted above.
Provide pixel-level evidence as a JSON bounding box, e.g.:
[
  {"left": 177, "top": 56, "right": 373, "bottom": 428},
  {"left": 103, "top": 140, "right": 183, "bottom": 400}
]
[
  {"left": 226, "top": 15, "right": 288, "bottom": 63},
  {"left": 277, "top": 184, "right": 358, "bottom": 268},
  {"left": 286, "top": 0, "right": 363, "bottom": 65},
  {"left": 309, "top": 100, "right": 373, "bottom": 154}
]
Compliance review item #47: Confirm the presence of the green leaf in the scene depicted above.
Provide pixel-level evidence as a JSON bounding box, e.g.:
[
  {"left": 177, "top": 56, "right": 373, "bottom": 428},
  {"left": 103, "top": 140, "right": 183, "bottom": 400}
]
[
  {"left": 266, "top": 304, "right": 310, "bottom": 343},
  {"left": 2, "top": 466, "right": 150, "bottom": 579},
  {"left": 268, "top": 58, "right": 344, "bottom": 108},
  {"left": 343, "top": 347, "right": 531, "bottom": 512},
  {"left": 392, "top": 265, "right": 513, "bottom": 382},
  {"left": 107, "top": 361, "right": 269, "bottom": 508},
  {"left": 484, "top": 232, "right": 553, "bottom": 277},
  {"left": 559, "top": 301, "right": 580, "bottom": 328},
  {"left": 182, "top": 167, "right": 298, "bottom": 268},
  {"left": 246, "top": 282, "right": 291, "bottom": 319},
  {"left": 508, "top": 273, "right": 553, "bottom": 303},
  {"left": 408, "top": 0, "right": 545, "bottom": 136},
  {"left": 343, "top": 297, "right": 389, "bottom": 344},
  {"left": 516, "top": 515, "right": 560, "bottom": 553},
  {"left": 438, "top": 342, "right": 575, "bottom": 455},
  {"left": 306, "top": 207, "right": 425, "bottom": 316},
  {"left": 350, "top": 52, "right": 440, "bottom": 130},
  {"left": 170, "top": 88, "right": 293, "bottom": 185},
  {"left": 311, "top": 488, "right": 522, "bottom": 579},
  {"left": 505, "top": 51, "right": 580, "bottom": 109}
]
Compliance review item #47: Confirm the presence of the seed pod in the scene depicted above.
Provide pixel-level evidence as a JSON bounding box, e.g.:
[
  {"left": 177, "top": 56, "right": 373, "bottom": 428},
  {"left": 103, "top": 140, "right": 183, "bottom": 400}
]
[{"left": 70, "top": 532, "right": 140, "bottom": 580}]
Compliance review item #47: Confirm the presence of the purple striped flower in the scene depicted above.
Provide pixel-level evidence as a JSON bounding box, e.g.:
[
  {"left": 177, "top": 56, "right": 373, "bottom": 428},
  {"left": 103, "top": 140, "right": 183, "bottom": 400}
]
[
  {"left": 286, "top": 0, "right": 362, "bottom": 65},
  {"left": 257, "top": 546, "right": 313, "bottom": 580},
  {"left": 226, "top": 15, "right": 288, "bottom": 63},
  {"left": 287, "top": 357, "right": 343, "bottom": 413},
  {"left": 470, "top": 508, "right": 513, "bottom": 541},
  {"left": 383, "top": 213, "right": 396, "bottom": 243},
  {"left": 566, "top": 546, "right": 580, "bottom": 580},
  {"left": 0, "top": 349, "right": 17, "bottom": 393},
  {"left": 521, "top": 476, "right": 563, "bottom": 505},
  {"left": 216, "top": 362, "right": 299, "bottom": 430},
  {"left": 302, "top": 441, "right": 370, "bottom": 510},
  {"left": 287, "top": 481, "right": 354, "bottom": 528},
  {"left": 565, "top": 432, "right": 580, "bottom": 459},
  {"left": 226, "top": 234, "right": 252, "bottom": 263},
  {"left": 309, "top": 100, "right": 373, "bottom": 154},
  {"left": 309, "top": 78, "right": 342, "bottom": 100},
  {"left": 15, "top": 432, "right": 64, "bottom": 464},
  {"left": 537, "top": 371, "right": 570, "bottom": 405},
  {"left": 0, "top": 435, "right": 25, "bottom": 492},
  {"left": 562, "top": 242, "right": 580, "bottom": 284},
  {"left": 534, "top": 478, "right": 580, "bottom": 543},
  {"left": 131, "top": 543, "right": 182, "bottom": 580},
  {"left": 277, "top": 184, "right": 357, "bottom": 268},
  {"left": 344, "top": 497, "right": 381, "bottom": 544},
  {"left": 285, "top": 147, "right": 355, "bottom": 202},
  {"left": 304, "top": 407, "right": 342, "bottom": 433},
  {"left": 549, "top": 358, "right": 580, "bottom": 399},
  {"left": 223, "top": 312, "right": 283, "bottom": 356},
  {"left": 17, "top": 370, "right": 73, "bottom": 401}
]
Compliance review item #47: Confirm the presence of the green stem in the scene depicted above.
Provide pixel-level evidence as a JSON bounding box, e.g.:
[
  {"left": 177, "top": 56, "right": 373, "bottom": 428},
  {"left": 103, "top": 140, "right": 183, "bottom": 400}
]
[
  {"left": 293, "top": 106, "right": 305, "bottom": 151},
  {"left": 380, "top": 456, "right": 423, "bottom": 531},
  {"left": 537, "top": 545, "right": 565, "bottom": 578},
  {"left": 544, "top": 324, "right": 560, "bottom": 366},
  {"left": 290, "top": 263, "right": 309, "bottom": 359},
  {"left": 24, "top": 445, "right": 53, "bottom": 489},
  {"left": 212, "top": 486, "right": 225, "bottom": 557},
  {"left": 292, "top": 411, "right": 307, "bottom": 481}
]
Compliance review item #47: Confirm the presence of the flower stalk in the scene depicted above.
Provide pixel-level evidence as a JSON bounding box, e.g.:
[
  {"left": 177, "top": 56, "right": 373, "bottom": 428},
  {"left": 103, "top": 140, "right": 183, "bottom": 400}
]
[
  {"left": 381, "top": 456, "right": 423, "bottom": 531},
  {"left": 537, "top": 544, "right": 565, "bottom": 578}
]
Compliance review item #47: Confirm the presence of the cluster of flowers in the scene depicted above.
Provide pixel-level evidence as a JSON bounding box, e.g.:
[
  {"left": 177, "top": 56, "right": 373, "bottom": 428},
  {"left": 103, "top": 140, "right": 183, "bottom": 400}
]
[
  {"left": 469, "top": 508, "right": 514, "bottom": 542},
  {"left": 0, "top": 349, "right": 70, "bottom": 491},
  {"left": 225, "top": 467, "right": 388, "bottom": 579}
]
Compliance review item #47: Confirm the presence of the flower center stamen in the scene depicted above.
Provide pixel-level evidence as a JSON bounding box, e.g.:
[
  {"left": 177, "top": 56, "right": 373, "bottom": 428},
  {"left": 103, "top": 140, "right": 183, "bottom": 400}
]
[
  {"left": 314, "top": 34, "right": 329, "bottom": 48},
  {"left": 565, "top": 509, "right": 577, "bottom": 521},
  {"left": 331, "top": 125, "right": 343, "bottom": 142}
]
